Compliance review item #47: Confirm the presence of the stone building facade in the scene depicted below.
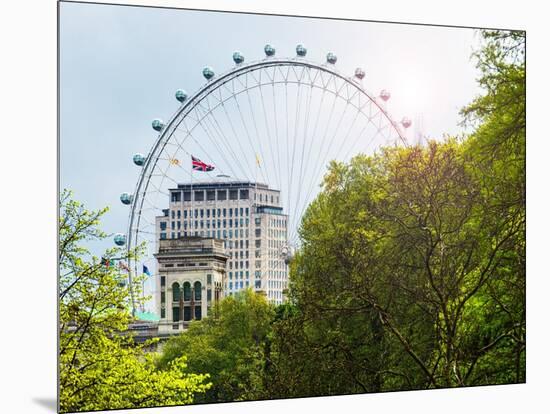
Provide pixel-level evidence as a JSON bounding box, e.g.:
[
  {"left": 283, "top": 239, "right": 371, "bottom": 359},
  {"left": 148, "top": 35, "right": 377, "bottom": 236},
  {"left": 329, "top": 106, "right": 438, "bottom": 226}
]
[{"left": 155, "top": 237, "right": 227, "bottom": 334}]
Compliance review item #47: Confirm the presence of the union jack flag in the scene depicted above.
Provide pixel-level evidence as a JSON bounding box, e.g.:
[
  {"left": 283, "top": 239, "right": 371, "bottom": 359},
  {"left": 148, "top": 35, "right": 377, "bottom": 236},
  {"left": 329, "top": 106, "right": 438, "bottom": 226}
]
[{"left": 191, "top": 155, "right": 215, "bottom": 172}]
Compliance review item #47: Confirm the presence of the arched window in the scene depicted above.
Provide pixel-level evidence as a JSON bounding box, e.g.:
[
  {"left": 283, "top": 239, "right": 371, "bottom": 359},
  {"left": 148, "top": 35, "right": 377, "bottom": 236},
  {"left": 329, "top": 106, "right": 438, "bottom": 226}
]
[
  {"left": 172, "top": 282, "right": 180, "bottom": 302},
  {"left": 183, "top": 282, "right": 191, "bottom": 301},
  {"left": 194, "top": 281, "right": 202, "bottom": 301}
]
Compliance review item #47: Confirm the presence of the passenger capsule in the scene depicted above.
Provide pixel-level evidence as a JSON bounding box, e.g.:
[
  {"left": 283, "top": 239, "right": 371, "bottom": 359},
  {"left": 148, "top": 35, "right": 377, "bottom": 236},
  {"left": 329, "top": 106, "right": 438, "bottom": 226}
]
[
  {"left": 354, "top": 68, "right": 365, "bottom": 80},
  {"left": 175, "top": 89, "right": 188, "bottom": 103},
  {"left": 264, "top": 44, "right": 276, "bottom": 57},
  {"left": 151, "top": 119, "right": 164, "bottom": 132},
  {"left": 326, "top": 52, "right": 337, "bottom": 64},
  {"left": 133, "top": 153, "right": 146, "bottom": 166},
  {"left": 232, "top": 51, "right": 244, "bottom": 64},
  {"left": 401, "top": 117, "right": 412, "bottom": 128},
  {"left": 281, "top": 245, "right": 294, "bottom": 265},
  {"left": 379, "top": 89, "right": 391, "bottom": 102},
  {"left": 120, "top": 192, "right": 133, "bottom": 205},
  {"left": 296, "top": 44, "right": 307, "bottom": 57},
  {"left": 114, "top": 233, "right": 126, "bottom": 246},
  {"left": 202, "top": 66, "right": 215, "bottom": 80}
]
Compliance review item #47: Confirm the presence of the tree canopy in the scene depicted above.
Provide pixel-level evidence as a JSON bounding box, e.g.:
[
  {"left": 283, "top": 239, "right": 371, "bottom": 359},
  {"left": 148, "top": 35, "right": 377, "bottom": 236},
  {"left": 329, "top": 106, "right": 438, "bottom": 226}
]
[
  {"left": 158, "top": 289, "right": 274, "bottom": 403},
  {"left": 59, "top": 190, "right": 211, "bottom": 412}
]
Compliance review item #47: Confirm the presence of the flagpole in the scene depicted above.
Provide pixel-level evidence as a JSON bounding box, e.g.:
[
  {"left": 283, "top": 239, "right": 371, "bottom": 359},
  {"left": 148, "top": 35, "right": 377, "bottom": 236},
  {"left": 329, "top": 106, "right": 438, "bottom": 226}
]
[
  {"left": 142, "top": 270, "right": 146, "bottom": 312},
  {"left": 191, "top": 157, "right": 194, "bottom": 237}
]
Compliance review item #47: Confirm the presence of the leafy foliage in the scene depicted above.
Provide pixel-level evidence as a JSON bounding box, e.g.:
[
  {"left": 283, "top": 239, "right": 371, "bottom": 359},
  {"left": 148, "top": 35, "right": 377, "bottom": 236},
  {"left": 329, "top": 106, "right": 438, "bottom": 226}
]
[
  {"left": 266, "top": 29, "right": 525, "bottom": 393},
  {"left": 158, "top": 289, "right": 274, "bottom": 403},
  {"left": 59, "top": 190, "right": 211, "bottom": 412}
]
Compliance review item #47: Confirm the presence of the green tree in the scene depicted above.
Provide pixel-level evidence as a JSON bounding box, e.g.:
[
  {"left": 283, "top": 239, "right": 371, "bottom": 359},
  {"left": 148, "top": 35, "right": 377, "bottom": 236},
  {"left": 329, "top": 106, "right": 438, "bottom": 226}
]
[
  {"left": 59, "top": 190, "right": 211, "bottom": 412},
  {"left": 158, "top": 289, "right": 274, "bottom": 403},
  {"left": 459, "top": 29, "right": 526, "bottom": 384},
  {"left": 274, "top": 29, "right": 525, "bottom": 393}
]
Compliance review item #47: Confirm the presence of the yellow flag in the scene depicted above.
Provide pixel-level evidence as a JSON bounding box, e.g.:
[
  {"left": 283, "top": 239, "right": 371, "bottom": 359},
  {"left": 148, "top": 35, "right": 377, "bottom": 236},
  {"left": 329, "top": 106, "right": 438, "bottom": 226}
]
[{"left": 255, "top": 154, "right": 261, "bottom": 167}]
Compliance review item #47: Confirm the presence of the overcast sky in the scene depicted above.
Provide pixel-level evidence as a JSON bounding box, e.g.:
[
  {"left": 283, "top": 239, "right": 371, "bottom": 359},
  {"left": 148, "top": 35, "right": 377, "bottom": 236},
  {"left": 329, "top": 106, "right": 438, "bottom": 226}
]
[{"left": 60, "top": 1, "right": 483, "bottom": 257}]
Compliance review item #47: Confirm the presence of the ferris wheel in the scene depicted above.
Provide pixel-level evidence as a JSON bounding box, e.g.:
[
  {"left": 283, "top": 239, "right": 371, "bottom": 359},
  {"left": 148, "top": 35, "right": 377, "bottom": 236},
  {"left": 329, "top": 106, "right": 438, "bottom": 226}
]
[{"left": 113, "top": 43, "right": 411, "bottom": 313}]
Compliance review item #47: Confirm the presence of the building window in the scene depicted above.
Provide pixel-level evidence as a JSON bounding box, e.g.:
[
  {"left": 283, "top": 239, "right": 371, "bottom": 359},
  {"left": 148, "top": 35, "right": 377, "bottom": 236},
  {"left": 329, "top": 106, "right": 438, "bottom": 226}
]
[
  {"left": 161, "top": 308, "right": 166, "bottom": 318},
  {"left": 217, "top": 190, "right": 227, "bottom": 200},
  {"left": 240, "top": 189, "right": 249, "bottom": 200},
  {"left": 255, "top": 228, "right": 261, "bottom": 237},
  {"left": 207, "top": 190, "right": 216, "bottom": 201},
  {"left": 255, "top": 239, "right": 261, "bottom": 248},
  {"left": 183, "top": 282, "right": 191, "bottom": 301},
  {"left": 194, "top": 281, "right": 202, "bottom": 301},
  {"left": 173, "top": 307, "right": 180, "bottom": 322},
  {"left": 171, "top": 192, "right": 182, "bottom": 202},
  {"left": 195, "top": 191, "right": 204, "bottom": 201},
  {"left": 229, "top": 189, "right": 238, "bottom": 200},
  {"left": 160, "top": 221, "right": 167, "bottom": 230},
  {"left": 183, "top": 191, "right": 191, "bottom": 201},
  {"left": 171, "top": 221, "right": 175, "bottom": 230},
  {"left": 207, "top": 289, "right": 212, "bottom": 301},
  {"left": 172, "top": 282, "right": 180, "bottom": 302},
  {"left": 195, "top": 306, "right": 202, "bottom": 320},
  {"left": 161, "top": 276, "right": 166, "bottom": 286},
  {"left": 184, "top": 306, "right": 191, "bottom": 321},
  {"left": 160, "top": 232, "right": 167, "bottom": 240},
  {"left": 255, "top": 217, "right": 261, "bottom": 225},
  {"left": 207, "top": 274, "right": 212, "bottom": 284},
  {"left": 255, "top": 280, "right": 261, "bottom": 289}
]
